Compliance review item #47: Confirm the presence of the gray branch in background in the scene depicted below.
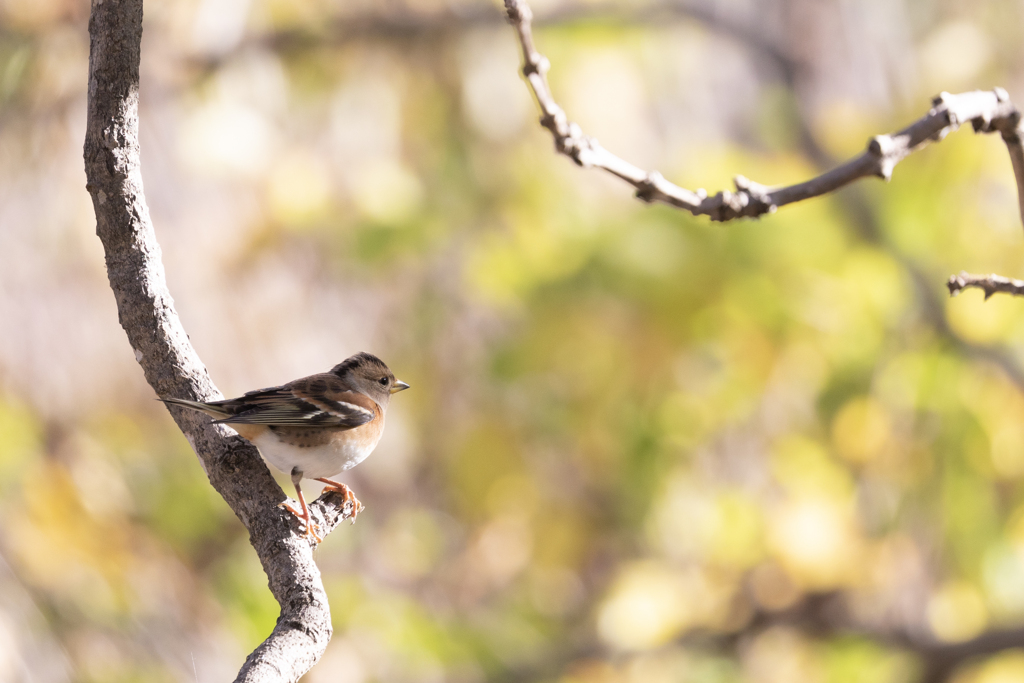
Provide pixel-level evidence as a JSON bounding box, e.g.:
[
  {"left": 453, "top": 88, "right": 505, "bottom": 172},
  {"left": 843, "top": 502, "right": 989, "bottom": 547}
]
[
  {"left": 503, "top": 0, "right": 1024, "bottom": 298},
  {"left": 82, "top": 1, "right": 354, "bottom": 681}
]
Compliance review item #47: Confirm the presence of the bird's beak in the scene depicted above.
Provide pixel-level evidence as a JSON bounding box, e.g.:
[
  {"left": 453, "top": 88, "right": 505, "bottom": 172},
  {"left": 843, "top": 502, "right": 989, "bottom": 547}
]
[{"left": 390, "top": 380, "right": 410, "bottom": 394}]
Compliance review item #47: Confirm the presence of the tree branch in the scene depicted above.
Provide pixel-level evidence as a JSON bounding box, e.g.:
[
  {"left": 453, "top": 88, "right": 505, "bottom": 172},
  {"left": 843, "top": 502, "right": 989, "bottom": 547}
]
[
  {"left": 947, "top": 271, "right": 1024, "bottom": 299},
  {"left": 729, "top": 592, "right": 1024, "bottom": 683},
  {"left": 504, "top": 0, "right": 1023, "bottom": 223},
  {"left": 504, "top": 0, "right": 1024, "bottom": 300},
  {"left": 501, "top": 587, "right": 1024, "bottom": 683},
  {"left": 82, "top": 1, "right": 352, "bottom": 680},
  {"left": 740, "top": 592, "right": 1024, "bottom": 683}
]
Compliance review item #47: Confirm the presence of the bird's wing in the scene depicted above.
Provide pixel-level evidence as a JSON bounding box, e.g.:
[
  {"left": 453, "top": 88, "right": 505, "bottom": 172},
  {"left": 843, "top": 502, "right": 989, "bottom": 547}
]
[{"left": 212, "top": 373, "right": 376, "bottom": 429}]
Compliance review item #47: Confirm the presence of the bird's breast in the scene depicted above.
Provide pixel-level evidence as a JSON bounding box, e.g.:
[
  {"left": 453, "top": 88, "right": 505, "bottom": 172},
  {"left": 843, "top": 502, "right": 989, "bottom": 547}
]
[{"left": 251, "top": 417, "right": 384, "bottom": 480}]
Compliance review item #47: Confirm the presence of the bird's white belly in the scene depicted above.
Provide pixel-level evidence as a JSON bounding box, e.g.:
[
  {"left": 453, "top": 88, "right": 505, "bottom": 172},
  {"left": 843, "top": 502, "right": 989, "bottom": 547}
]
[{"left": 251, "top": 430, "right": 380, "bottom": 480}]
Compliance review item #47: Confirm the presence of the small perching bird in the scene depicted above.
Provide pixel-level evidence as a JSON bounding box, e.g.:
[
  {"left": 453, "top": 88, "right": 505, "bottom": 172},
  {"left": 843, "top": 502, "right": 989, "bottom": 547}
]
[{"left": 161, "top": 352, "right": 409, "bottom": 541}]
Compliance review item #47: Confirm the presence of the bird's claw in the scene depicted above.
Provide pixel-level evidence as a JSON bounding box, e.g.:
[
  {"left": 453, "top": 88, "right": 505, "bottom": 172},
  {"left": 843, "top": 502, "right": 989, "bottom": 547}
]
[
  {"left": 320, "top": 482, "right": 364, "bottom": 524},
  {"left": 278, "top": 500, "right": 323, "bottom": 543},
  {"left": 345, "top": 496, "right": 365, "bottom": 524}
]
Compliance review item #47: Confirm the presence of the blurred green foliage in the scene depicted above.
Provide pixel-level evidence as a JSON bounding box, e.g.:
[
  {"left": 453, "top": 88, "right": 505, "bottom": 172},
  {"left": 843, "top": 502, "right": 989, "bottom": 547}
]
[{"left": 6, "top": 0, "right": 1024, "bottom": 682}]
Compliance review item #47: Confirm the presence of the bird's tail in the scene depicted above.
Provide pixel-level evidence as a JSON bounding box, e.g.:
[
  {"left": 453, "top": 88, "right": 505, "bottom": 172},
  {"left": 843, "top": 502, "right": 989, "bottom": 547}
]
[{"left": 159, "top": 396, "right": 233, "bottom": 420}]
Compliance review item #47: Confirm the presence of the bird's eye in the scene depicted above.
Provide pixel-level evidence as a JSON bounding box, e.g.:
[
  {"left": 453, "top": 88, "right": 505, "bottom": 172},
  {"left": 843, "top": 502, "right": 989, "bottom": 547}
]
[{"left": 378, "top": 377, "right": 389, "bottom": 386}]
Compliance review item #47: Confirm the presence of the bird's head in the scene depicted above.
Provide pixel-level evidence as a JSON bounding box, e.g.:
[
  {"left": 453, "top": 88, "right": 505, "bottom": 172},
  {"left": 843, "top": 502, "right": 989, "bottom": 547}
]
[{"left": 331, "top": 352, "right": 409, "bottom": 405}]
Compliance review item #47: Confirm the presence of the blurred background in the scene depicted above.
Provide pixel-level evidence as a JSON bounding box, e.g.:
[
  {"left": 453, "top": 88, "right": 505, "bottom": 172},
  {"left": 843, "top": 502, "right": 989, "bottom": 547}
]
[{"left": 3, "top": 0, "right": 1024, "bottom": 681}]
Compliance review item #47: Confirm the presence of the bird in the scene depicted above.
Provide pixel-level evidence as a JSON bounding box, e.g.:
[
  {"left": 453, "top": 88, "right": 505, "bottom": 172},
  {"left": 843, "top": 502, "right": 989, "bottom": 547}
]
[{"left": 160, "top": 352, "right": 409, "bottom": 541}]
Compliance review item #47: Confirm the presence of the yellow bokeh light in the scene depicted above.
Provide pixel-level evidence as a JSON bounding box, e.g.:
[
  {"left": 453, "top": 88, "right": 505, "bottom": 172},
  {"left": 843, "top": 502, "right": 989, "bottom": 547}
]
[
  {"left": 597, "top": 562, "right": 690, "bottom": 651},
  {"left": 954, "top": 650, "right": 1024, "bottom": 683},
  {"left": 771, "top": 436, "right": 854, "bottom": 498},
  {"left": 742, "top": 627, "right": 820, "bottom": 683},
  {"left": 770, "top": 496, "right": 863, "bottom": 589},
  {"left": 947, "top": 290, "right": 1018, "bottom": 345},
  {"left": 596, "top": 562, "right": 733, "bottom": 651},
  {"left": 623, "top": 649, "right": 694, "bottom": 683},
  {"left": 647, "top": 473, "right": 765, "bottom": 568},
  {"left": 267, "top": 151, "right": 333, "bottom": 227},
  {"left": 473, "top": 514, "right": 533, "bottom": 586},
  {"left": 918, "top": 21, "right": 993, "bottom": 95},
  {"left": 927, "top": 580, "right": 989, "bottom": 643},
  {"left": 350, "top": 159, "right": 423, "bottom": 224},
  {"left": 813, "top": 100, "right": 882, "bottom": 160},
  {"left": 982, "top": 543, "right": 1024, "bottom": 619},
  {"left": 832, "top": 396, "right": 891, "bottom": 464},
  {"left": 990, "top": 421, "right": 1024, "bottom": 479},
  {"left": 178, "top": 100, "right": 276, "bottom": 179}
]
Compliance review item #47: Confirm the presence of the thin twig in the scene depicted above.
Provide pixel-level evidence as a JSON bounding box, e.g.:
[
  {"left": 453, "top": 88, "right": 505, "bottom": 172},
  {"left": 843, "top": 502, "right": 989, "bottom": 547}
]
[
  {"left": 948, "top": 271, "right": 1024, "bottom": 299},
  {"left": 504, "top": 0, "right": 1024, "bottom": 299},
  {"left": 504, "top": 0, "right": 1022, "bottom": 223}
]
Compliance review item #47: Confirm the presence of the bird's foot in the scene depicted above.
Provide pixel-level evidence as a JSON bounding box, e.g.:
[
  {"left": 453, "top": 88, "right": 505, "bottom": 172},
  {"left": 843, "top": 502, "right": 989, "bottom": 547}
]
[
  {"left": 315, "top": 479, "right": 364, "bottom": 523},
  {"left": 278, "top": 499, "right": 323, "bottom": 542}
]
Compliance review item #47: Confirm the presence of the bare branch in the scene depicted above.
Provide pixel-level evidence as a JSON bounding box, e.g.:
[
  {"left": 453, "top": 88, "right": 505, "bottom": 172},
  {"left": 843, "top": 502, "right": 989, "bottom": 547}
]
[
  {"left": 83, "top": 1, "right": 351, "bottom": 680},
  {"left": 746, "top": 592, "right": 1024, "bottom": 683},
  {"left": 503, "top": 0, "right": 1024, "bottom": 223},
  {"left": 504, "top": 0, "right": 1024, "bottom": 306},
  {"left": 947, "top": 271, "right": 1024, "bottom": 299},
  {"left": 189, "top": 1, "right": 772, "bottom": 67},
  {"left": 501, "top": 586, "right": 1024, "bottom": 683},
  {"left": 738, "top": 592, "right": 1024, "bottom": 683},
  {"left": 988, "top": 111, "right": 1024, "bottom": 231}
]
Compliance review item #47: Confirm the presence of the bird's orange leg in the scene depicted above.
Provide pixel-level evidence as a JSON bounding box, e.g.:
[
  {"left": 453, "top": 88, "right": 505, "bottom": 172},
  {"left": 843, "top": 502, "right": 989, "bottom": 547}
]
[
  {"left": 278, "top": 470, "right": 322, "bottom": 542},
  {"left": 314, "top": 478, "right": 364, "bottom": 521}
]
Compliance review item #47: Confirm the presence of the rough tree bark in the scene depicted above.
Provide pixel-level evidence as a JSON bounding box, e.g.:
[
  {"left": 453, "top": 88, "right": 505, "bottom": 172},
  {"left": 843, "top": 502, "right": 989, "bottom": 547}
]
[{"left": 82, "top": 0, "right": 353, "bottom": 680}]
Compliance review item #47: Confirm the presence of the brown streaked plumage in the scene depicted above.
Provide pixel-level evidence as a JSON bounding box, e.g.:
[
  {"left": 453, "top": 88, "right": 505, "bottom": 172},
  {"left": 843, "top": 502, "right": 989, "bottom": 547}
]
[{"left": 161, "top": 352, "right": 409, "bottom": 541}]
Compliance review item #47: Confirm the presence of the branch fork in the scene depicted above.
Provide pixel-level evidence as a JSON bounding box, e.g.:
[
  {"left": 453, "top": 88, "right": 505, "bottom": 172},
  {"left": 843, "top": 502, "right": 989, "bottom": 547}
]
[{"left": 83, "top": 0, "right": 355, "bottom": 679}]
